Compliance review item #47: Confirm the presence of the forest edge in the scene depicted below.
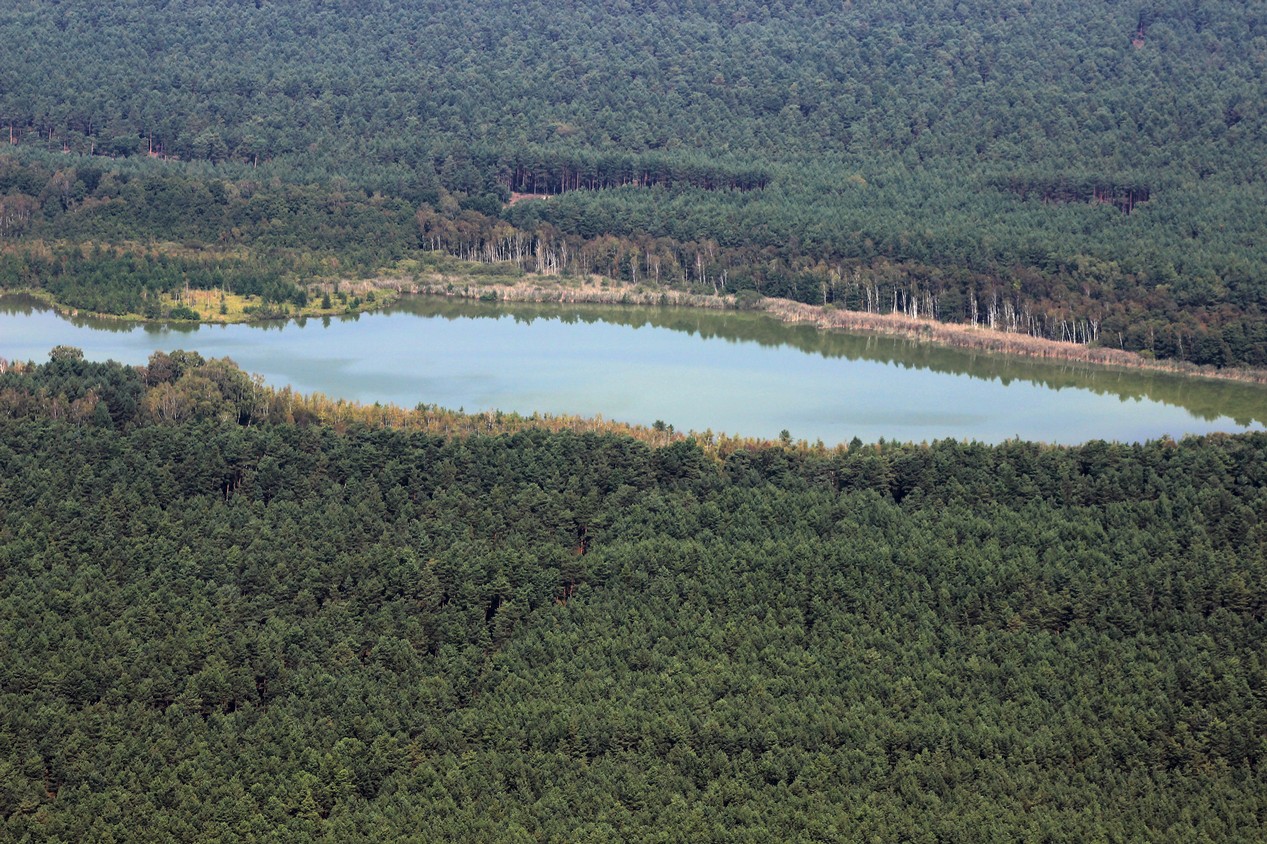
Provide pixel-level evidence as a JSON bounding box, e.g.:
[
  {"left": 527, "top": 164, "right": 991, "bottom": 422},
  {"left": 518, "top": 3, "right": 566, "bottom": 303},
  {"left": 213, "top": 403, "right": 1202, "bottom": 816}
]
[{"left": 10, "top": 267, "right": 1267, "bottom": 389}]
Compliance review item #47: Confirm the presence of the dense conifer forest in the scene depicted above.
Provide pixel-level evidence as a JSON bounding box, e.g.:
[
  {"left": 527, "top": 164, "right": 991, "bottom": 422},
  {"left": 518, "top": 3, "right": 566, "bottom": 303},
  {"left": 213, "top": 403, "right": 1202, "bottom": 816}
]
[
  {"left": 1, "top": 0, "right": 1266, "bottom": 364},
  {"left": 2, "top": 2, "right": 1267, "bottom": 839},
  {"left": 0, "top": 352, "right": 1264, "bottom": 840}
]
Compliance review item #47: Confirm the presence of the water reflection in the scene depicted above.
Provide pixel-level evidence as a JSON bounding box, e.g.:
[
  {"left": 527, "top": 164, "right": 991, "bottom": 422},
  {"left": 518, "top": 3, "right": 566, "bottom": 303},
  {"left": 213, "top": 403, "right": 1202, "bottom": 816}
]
[
  {"left": 2, "top": 293, "right": 1264, "bottom": 443},
  {"left": 383, "top": 297, "right": 1267, "bottom": 428},
  {"left": 0, "top": 294, "right": 204, "bottom": 335}
]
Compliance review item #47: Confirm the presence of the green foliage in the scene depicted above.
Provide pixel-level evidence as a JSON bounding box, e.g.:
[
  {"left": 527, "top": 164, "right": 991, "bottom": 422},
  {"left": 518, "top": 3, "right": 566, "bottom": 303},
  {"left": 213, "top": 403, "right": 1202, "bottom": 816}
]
[
  {"left": 0, "top": 357, "right": 1264, "bottom": 840},
  {"left": 0, "top": 241, "right": 315, "bottom": 316},
  {"left": 47, "top": 345, "right": 84, "bottom": 362},
  {"left": 0, "top": 0, "right": 1263, "bottom": 364}
]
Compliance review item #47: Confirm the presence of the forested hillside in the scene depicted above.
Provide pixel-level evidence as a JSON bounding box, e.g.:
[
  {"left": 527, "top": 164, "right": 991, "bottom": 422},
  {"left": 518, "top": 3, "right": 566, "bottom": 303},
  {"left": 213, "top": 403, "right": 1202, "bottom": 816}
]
[
  {"left": 0, "top": 352, "right": 1264, "bottom": 840},
  {"left": 1, "top": 0, "right": 1267, "bottom": 364}
]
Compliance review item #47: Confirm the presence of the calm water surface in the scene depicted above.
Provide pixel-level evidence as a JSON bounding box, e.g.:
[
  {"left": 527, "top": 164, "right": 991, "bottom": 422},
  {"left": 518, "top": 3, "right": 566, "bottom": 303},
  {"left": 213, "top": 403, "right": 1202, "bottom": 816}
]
[{"left": 2, "top": 294, "right": 1264, "bottom": 444}]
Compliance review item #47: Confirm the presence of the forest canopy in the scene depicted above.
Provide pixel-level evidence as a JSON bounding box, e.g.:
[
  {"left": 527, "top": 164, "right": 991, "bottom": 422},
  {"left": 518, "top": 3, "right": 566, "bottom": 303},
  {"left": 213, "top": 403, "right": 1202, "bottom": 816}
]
[
  {"left": 0, "top": 0, "right": 1265, "bottom": 365},
  {"left": 3, "top": 5, "right": 1266, "bottom": 837},
  {"left": 0, "top": 353, "right": 1264, "bottom": 840}
]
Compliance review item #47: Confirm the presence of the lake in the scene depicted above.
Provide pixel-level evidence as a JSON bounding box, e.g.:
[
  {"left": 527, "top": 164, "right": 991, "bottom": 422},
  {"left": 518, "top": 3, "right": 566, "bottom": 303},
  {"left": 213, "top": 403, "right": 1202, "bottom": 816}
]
[{"left": 2, "top": 294, "right": 1264, "bottom": 444}]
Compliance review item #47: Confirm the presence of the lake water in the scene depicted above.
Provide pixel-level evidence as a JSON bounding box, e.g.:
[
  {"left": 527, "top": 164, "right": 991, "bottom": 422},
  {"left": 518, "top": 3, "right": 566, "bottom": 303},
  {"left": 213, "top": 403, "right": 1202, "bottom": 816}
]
[{"left": 2, "top": 294, "right": 1264, "bottom": 444}]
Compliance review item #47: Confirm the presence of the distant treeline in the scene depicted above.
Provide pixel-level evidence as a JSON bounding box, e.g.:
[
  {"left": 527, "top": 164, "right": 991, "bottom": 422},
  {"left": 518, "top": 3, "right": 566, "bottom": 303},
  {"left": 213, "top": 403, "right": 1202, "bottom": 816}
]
[
  {"left": 496, "top": 150, "right": 769, "bottom": 195},
  {"left": 1, "top": 152, "right": 1265, "bottom": 366},
  {"left": 0, "top": 0, "right": 1265, "bottom": 368},
  {"left": 990, "top": 175, "right": 1153, "bottom": 215},
  {"left": 426, "top": 194, "right": 1267, "bottom": 367},
  {"left": 438, "top": 146, "right": 770, "bottom": 199}
]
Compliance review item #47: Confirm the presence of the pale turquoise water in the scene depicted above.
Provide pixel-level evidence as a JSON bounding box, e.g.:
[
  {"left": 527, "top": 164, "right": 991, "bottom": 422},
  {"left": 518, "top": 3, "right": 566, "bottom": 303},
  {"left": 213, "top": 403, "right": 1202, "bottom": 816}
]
[{"left": 2, "top": 294, "right": 1264, "bottom": 444}]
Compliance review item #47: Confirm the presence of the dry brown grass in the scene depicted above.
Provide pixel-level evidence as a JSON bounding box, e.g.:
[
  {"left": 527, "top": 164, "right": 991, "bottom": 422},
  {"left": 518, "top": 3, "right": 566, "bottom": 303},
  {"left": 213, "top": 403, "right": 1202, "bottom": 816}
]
[{"left": 761, "top": 299, "right": 1267, "bottom": 385}]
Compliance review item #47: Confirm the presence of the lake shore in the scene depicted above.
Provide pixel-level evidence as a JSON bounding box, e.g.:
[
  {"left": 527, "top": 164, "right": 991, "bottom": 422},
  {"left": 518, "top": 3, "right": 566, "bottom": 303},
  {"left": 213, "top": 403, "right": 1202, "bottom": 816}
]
[
  {"left": 1, "top": 279, "right": 403, "bottom": 326},
  {"left": 9, "top": 265, "right": 1267, "bottom": 387},
  {"left": 376, "top": 272, "right": 1267, "bottom": 387}
]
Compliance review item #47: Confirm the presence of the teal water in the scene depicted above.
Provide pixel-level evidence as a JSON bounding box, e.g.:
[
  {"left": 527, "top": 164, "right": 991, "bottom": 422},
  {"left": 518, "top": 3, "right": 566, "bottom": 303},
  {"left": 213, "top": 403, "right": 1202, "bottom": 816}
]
[{"left": 2, "top": 294, "right": 1264, "bottom": 444}]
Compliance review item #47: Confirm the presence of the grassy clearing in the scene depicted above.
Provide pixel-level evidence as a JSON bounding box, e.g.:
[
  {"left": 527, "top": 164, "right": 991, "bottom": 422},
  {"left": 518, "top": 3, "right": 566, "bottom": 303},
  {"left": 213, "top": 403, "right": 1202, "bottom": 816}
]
[{"left": 164, "top": 283, "right": 401, "bottom": 323}]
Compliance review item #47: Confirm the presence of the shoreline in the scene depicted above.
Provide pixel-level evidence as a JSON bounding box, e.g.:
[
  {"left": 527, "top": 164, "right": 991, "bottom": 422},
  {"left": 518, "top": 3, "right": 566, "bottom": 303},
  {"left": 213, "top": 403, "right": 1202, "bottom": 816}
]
[
  {"left": 0, "top": 279, "right": 402, "bottom": 326},
  {"left": 8, "top": 271, "right": 1267, "bottom": 387},
  {"left": 391, "top": 274, "right": 1267, "bottom": 387}
]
